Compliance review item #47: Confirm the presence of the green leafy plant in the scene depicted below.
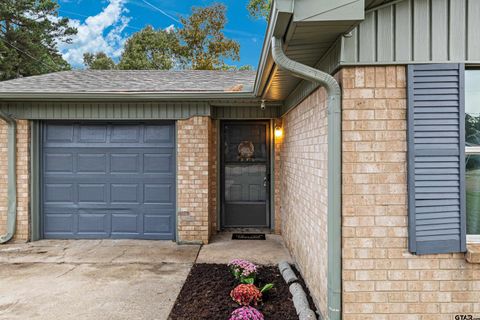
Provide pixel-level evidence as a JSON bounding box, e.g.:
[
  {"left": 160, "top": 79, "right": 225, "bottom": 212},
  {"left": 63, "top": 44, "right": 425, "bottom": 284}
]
[
  {"left": 228, "top": 259, "right": 258, "bottom": 283},
  {"left": 260, "top": 283, "right": 274, "bottom": 293}
]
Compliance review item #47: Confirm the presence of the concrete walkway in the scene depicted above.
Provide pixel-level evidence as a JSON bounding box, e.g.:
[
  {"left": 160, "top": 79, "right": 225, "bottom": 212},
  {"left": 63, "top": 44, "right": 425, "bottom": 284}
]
[
  {"left": 197, "top": 233, "right": 293, "bottom": 265},
  {"left": 0, "top": 240, "right": 200, "bottom": 320},
  {"left": 0, "top": 234, "right": 292, "bottom": 320}
]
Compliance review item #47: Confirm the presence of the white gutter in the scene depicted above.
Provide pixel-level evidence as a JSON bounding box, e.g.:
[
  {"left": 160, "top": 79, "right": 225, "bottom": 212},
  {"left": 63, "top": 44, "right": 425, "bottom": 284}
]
[
  {"left": 0, "top": 109, "right": 17, "bottom": 243},
  {"left": 271, "top": 36, "right": 342, "bottom": 320}
]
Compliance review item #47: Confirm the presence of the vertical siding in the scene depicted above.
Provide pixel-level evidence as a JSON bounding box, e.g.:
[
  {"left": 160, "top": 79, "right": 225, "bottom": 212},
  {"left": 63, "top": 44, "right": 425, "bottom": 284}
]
[
  {"left": 431, "top": 0, "right": 449, "bottom": 61},
  {"left": 341, "top": 0, "right": 480, "bottom": 64},
  {"left": 395, "top": 0, "right": 412, "bottom": 61},
  {"left": 467, "top": 0, "right": 480, "bottom": 60},
  {"left": 413, "top": 0, "right": 430, "bottom": 61},
  {"left": 358, "top": 11, "right": 376, "bottom": 61},
  {"left": 376, "top": 6, "right": 394, "bottom": 62},
  {"left": 211, "top": 106, "right": 280, "bottom": 119},
  {"left": 1, "top": 102, "right": 212, "bottom": 120}
]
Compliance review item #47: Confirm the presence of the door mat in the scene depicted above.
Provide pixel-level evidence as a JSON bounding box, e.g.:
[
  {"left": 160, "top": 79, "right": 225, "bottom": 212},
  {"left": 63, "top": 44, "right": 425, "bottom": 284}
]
[{"left": 232, "top": 233, "right": 266, "bottom": 240}]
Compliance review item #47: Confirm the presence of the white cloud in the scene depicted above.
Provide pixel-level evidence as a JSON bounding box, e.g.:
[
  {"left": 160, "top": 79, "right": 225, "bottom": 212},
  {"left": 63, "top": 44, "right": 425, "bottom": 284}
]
[
  {"left": 164, "top": 24, "right": 175, "bottom": 33},
  {"left": 59, "top": 0, "right": 131, "bottom": 67}
]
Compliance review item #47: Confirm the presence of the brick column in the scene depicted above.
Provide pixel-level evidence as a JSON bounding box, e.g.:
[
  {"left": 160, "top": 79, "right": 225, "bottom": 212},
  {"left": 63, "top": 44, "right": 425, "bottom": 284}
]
[
  {"left": 0, "top": 120, "right": 30, "bottom": 242},
  {"left": 177, "top": 116, "right": 215, "bottom": 244}
]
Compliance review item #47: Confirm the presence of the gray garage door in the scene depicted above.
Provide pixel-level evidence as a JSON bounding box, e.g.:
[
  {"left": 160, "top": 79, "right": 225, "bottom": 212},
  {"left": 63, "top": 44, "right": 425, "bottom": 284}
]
[{"left": 42, "top": 122, "right": 176, "bottom": 240}]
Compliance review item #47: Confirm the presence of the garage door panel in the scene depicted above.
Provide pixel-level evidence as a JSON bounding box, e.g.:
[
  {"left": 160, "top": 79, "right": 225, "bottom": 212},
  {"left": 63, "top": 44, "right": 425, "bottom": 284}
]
[
  {"left": 45, "top": 184, "right": 74, "bottom": 203},
  {"left": 78, "top": 212, "right": 109, "bottom": 234},
  {"left": 111, "top": 213, "right": 140, "bottom": 233},
  {"left": 144, "top": 153, "right": 173, "bottom": 173},
  {"left": 79, "top": 125, "right": 107, "bottom": 143},
  {"left": 110, "top": 154, "right": 140, "bottom": 173},
  {"left": 42, "top": 122, "right": 176, "bottom": 240},
  {"left": 143, "top": 214, "right": 173, "bottom": 234},
  {"left": 110, "top": 184, "right": 140, "bottom": 203},
  {"left": 77, "top": 154, "right": 107, "bottom": 173},
  {"left": 45, "top": 153, "right": 73, "bottom": 173},
  {"left": 78, "top": 184, "right": 107, "bottom": 203},
  {"left": 145, "top": 125, "right": 174, "bottom": 145},
  {"left": 44, "top": 213, "right": 74, "bottom": 233},
  {"left": 46, "top": 125, "right": 74, "bottom": 142},
  {"left": 144, "top": 184, "right": 173, "bottom": 204},
  {"left": 111, "top": 125, "right": 140, "bottom": 143}
]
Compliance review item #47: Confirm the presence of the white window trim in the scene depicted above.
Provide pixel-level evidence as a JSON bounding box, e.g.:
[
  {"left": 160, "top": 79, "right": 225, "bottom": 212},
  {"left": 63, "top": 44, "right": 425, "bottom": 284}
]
[
  {"left": 466, "top": 146, "right": 480, "bottom": 154},
  {"left": 467, "top": 235, "right": 480, "bottom": 243},
  {"left": 466, "top": 148, "right": 480, "bottom": 243}
]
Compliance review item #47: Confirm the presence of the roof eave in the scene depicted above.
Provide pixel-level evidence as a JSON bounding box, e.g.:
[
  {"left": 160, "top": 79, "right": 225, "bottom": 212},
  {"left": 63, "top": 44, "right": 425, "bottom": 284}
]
[
  {"left": 0, "top": 91, "right": 258, "bottom": 102},
  {"left": 253, "top": 0, "right": 294, "bottom": 98},
  {"left": 254, "top": 0, "right": 366, "bottom": 102}
]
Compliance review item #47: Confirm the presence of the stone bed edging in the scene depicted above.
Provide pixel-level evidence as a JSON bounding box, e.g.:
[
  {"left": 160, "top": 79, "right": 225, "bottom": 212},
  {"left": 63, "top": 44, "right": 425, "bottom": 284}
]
[{"left": 278, "top": 261, "right": 317, "bottom": 320}]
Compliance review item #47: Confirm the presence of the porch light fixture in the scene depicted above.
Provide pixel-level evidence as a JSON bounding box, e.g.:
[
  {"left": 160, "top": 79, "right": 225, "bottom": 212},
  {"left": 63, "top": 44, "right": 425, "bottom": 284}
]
[{"left": 274, "top": 125, "right": 283, "bottom": 138}]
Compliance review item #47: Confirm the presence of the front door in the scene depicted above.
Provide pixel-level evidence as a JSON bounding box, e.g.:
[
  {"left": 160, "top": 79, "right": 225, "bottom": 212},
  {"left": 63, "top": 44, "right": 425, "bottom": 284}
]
[{"left": 221, "top": 122, "right": 270, "bottom": 228}]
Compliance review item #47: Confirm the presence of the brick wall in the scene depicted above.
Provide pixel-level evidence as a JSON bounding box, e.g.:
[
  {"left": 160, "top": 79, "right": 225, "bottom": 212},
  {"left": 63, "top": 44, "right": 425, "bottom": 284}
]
[
  {"left": 278, "top": 88, "right": 329, "bottom": 317},
  {"left": 0, "top": 120, "right": 30, "bottom": 242},
  {"left": 177, "top": 116, "right": 214, "bottom": 244},
  {"left": 341, "top": 66, "right": 480, "bottom": 319},
  {"left": 208, "top": 119, "right": 217, "bottom": 238}
]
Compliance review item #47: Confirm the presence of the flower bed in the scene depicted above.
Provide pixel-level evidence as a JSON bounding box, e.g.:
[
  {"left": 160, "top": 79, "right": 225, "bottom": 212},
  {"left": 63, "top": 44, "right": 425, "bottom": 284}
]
[{"left": 168, "top": 263, "right": 305, "bottom": 319}]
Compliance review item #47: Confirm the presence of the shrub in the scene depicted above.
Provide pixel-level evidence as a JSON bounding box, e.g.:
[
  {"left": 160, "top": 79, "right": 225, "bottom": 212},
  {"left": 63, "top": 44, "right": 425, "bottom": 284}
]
[
  {"left": 230, "top": 284, "right": 262, "bottom": 306},
  {"left": 229, "top": 306, "right": 264, "bottom": 320},
  {"left": 228, "top": 259, "right": 258, "bottom": 283}
]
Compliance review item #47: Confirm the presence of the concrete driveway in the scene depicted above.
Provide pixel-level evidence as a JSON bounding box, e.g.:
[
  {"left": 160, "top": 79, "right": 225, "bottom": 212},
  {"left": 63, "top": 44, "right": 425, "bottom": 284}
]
[{"left": 0, "top": 240, "right": 200, "bottom": 320}]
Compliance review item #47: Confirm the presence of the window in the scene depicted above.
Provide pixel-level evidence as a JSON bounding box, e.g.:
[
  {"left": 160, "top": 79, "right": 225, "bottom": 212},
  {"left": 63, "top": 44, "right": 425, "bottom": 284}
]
[{"left": 465, "top": 70, "right": 480, "bottom": 242}]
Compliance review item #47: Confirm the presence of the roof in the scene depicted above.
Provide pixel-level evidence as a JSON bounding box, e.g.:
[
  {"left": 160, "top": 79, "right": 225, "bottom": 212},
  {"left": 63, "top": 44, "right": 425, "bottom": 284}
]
[
  {"left": 0, "top": 0, "right": 396, "bottom": 103},
  {"left": 0, "top": 70, "right": 256, "bottom": 94}
]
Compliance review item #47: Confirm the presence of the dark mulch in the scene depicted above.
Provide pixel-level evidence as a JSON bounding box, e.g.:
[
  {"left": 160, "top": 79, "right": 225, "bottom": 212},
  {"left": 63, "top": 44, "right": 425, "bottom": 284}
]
[{"left": 168, "top": 263, "right": 300, "bottom": 320}]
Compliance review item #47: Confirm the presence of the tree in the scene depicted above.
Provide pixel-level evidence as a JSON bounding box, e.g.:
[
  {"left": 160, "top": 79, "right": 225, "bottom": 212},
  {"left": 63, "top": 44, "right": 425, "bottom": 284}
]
[
  {"left": 0, "top": 0, "right": 76, "bottom": 80},
  {"left": 247, "top": 0, "right": 271, "bottom": 21},
  {"left": 221, "top": 64, "right": 254, "bottom": 71},
  {"left": 118, "top": 26, "right": 179, "bottom": 70},
  {"left": 178, "top": 4, "right": 240, "bottom": 70},
  {"left": 83, "top": 52, "right": 116, "bottom": 70}
]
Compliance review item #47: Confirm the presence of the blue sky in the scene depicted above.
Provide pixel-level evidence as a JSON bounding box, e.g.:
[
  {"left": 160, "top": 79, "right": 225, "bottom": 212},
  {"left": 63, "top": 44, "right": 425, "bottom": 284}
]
[{"left": 57, "top": 0, "right": 267, "bottom": 69}]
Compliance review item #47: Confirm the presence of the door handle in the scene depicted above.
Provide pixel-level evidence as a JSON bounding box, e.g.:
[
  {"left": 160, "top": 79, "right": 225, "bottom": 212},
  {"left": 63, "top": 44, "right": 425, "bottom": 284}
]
[{"left": 263, "top": 176, "right": 268, "bottom": 187}]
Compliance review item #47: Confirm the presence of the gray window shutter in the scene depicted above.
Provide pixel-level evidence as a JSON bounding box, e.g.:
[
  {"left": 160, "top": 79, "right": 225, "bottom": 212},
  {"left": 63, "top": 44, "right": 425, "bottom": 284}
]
[{"left": 407, "top": 63, "right": 466, "bottom": 255}]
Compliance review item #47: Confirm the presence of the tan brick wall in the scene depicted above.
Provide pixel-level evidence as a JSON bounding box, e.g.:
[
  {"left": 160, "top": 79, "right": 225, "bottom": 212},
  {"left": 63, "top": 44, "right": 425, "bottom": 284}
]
[
  {"left": 341, "top": 66, "right": 480, "bottom": 319},
  {"left": 208, "top": 119, "right": 217, "bottom": 237},
  {"left": 278, "top": 88, "right": 329, "bottom": 316},
  {"left": 0, "top": 120, "right": 30, "bottom": 242},
  {"left": 177, "top": 116, "right": 214, "bottom": 244}
]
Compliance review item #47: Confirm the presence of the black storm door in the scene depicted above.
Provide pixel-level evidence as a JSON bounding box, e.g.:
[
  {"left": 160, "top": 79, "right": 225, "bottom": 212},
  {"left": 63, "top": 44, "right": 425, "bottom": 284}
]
[{"left": 221, "top": 122, "right": 270, "bottom": 228}]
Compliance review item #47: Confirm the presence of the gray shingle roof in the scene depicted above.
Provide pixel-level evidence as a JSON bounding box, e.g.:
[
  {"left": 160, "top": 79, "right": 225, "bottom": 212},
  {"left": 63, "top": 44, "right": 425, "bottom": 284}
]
[{"left": 0, "top": 70, "right": 256, "bottom": 94}]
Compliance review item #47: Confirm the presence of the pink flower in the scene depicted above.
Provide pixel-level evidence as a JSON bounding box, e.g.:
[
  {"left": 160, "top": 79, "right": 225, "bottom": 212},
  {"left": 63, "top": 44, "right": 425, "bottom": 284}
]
[
  {"left": 229, "top": 306, "right": 264, "bottom": 320},
  {"left": 228, "top": 259, "right": 258, "bottom": 278}
]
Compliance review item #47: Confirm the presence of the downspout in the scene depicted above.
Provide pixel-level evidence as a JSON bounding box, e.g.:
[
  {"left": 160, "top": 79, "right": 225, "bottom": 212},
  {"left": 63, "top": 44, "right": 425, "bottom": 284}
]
[
  {"left": 271, "top": 36, "right": 342, "bottom": 320},
  {"left": 0, "top": 109, "right": 17, "bottom": 244}
]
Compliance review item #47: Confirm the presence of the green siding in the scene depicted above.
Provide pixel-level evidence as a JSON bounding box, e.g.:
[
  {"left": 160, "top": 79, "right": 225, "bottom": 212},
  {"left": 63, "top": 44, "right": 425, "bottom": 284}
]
[
  {"left": 211, "top": 106, "right": 280, "bottom": 119},
  {"left": 1, "top": 101, "right": 282, "bottom": 120},
  {"left": 283, "top": 0, "right": 480, "bottom": 112},
  {"left": 343, "top": 0, "right": 480, "bottom": 64},
  {"left": 2, "top": 101, "right": 211, "bottom": 120}
]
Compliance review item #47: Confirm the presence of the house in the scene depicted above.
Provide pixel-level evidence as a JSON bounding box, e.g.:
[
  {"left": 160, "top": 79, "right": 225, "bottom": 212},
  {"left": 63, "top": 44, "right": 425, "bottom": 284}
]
[{"left": 1, "top": 0, "right": 480, "bottom": 319}]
